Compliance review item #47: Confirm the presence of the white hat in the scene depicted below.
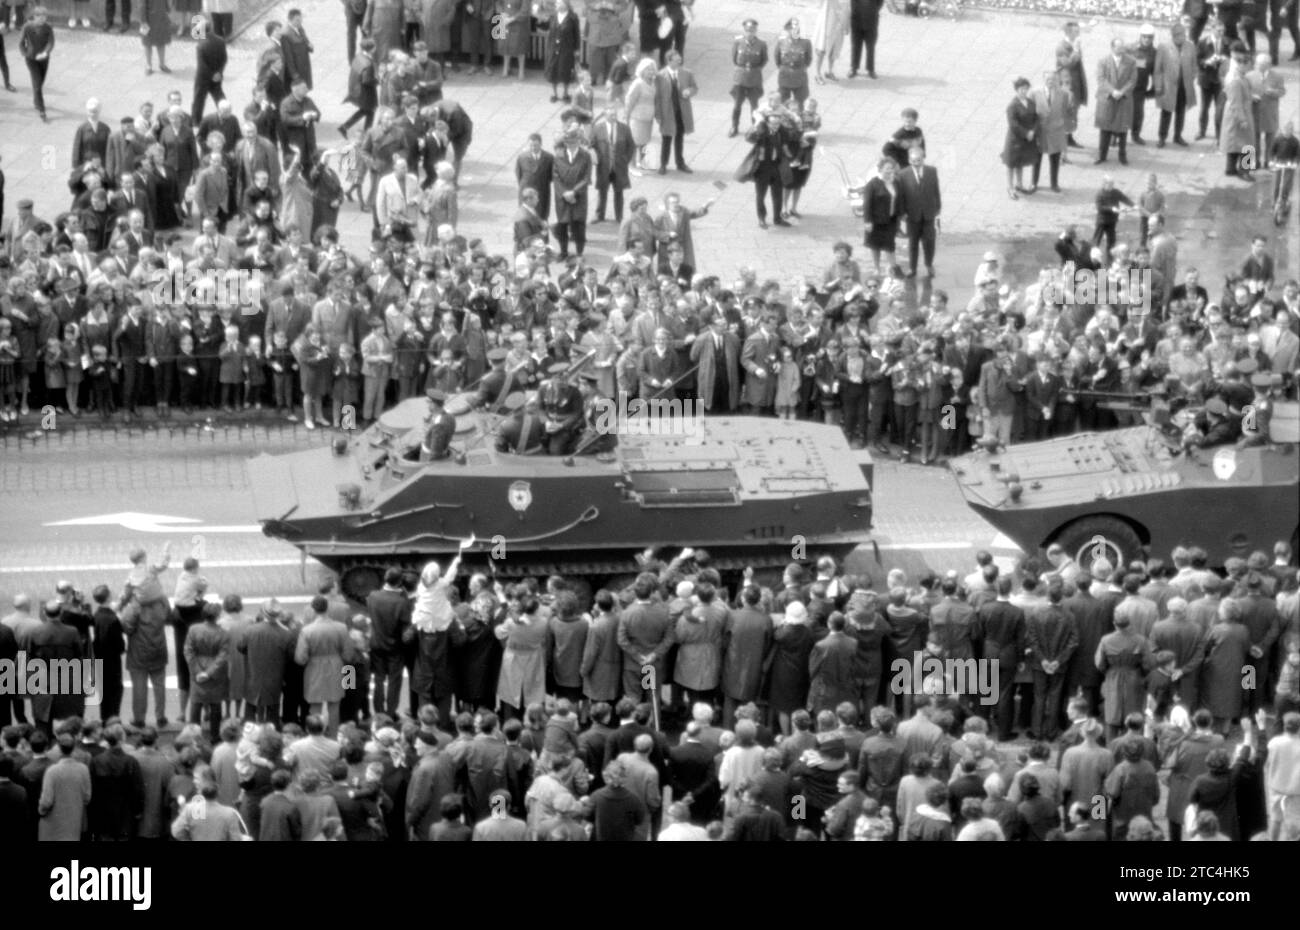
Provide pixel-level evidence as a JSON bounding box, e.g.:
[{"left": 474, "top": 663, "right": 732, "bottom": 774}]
[{"left": 1139, "top": 23, "right": 1156, "bottom": 35}]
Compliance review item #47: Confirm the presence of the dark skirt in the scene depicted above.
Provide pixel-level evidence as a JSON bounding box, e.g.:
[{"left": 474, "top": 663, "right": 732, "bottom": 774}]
[
  {"left": 498, "top": 17, "right": 529, "bottom": 57},
  {"left": 866, "top": 219, "right": 898, "bottom": 251},
  {"left": 543, "top": 16, "right": 579, "bottom": 85},
  {"left": 141, "top": 0, "right": 173, "bottom": 47},
  {"left": 311, "top": 169, "right": 343, "bottom": 237},
  {"left": 1001, "top": 100, "right": 1039, "bottom": 168},
  {"left": 789, "top": 143, "right": 815, "bottom": 191},
  {"left": 452, "top": 629, "right": 502, "bottom": 706}
]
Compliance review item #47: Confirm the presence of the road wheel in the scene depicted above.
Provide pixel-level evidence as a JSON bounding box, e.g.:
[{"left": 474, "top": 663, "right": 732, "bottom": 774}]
[
  {"left": 1053, "top": 516, "right": 1144, "bottom": 575},
  {"left": 340, "top": 563, "right": 385, "bottom": 602},
  {"left": 558, "top": 578, "right": 594, "bottom": 614}
]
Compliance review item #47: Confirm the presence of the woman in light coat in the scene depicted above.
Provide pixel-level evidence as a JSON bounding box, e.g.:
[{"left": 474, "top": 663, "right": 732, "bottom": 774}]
[
  {"left": 623, "top": 59, "right": 658, "bottom": 171},
  {"left": 1219, "top": 53, "right": 1256, "bottom": 179},
  {"left": 495, "top": 0, "right": 530, "bottom": 80},
  {"left": 495, "top": 589, "right": 549, "bottom": 718},
  {"left": 1246, "top": 53, "right": 1286, "bottom": 168},
  {"left": 810, "top": 0, "right": 848, "bottom": 83},
  {"left": 294, "top": 597, "right": 352, "bottom": 734}
]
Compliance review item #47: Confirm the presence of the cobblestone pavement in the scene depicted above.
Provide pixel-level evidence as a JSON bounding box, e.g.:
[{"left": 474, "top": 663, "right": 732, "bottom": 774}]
[{"left": 1, "top": 1, "right": 1295, "bottom": 296}]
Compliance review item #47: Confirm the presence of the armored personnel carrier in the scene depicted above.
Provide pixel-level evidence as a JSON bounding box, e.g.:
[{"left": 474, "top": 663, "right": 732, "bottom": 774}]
[
  {"left": 249, "top": 395, "right": 875, "bottom": 601},
  {"left": 949, "top": 402, "right": 1300, "bottom": 571}
]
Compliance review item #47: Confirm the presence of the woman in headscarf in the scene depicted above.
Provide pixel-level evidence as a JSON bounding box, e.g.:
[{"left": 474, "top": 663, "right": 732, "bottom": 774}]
[
  {"left": 767, "top": 600, "right": 816, "bottom": 735},
  {"left": 368, "top": 725, "right": 411, "bottom": 842}
]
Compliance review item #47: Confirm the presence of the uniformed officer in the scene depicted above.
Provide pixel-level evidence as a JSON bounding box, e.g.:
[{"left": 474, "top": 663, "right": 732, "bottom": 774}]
[
  {"left": 574, "top": 370, "right": 618, "bottom": 454},
  {"left": 730, "top": 18, "right": 768, "bottom": 138},
  {"left": 420, "top": 390, "right": 457, "bottom": 461},
  {"left": 1216, "top": 357, "right": 1257, "bottom": 414},
  {"left": 496, "top": 393, "right": 548, "bottom": 454},
  {"left": 1240, "top": 371, "right": 1277, "bottom": 446},
  {"left": 1185, "top": 396, "right": 1242, "bottom": 449},
  {"left": 539, "top": 362, "right": 585, "bottom": 455},
  {"left": 475, "top": 347, "right": 524, "bottom": 412}
]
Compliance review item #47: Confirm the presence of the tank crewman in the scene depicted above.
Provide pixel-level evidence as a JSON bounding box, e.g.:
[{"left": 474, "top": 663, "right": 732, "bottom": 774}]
[
  {"left": 475, "top": 347, "right": 525, "bottom": 411},
  {"left": 420, "top": 390, "right": 457, "bottom": 461},
  {"left": 1215, "top": 358, "right": 1257, "bottom": 415},
  {"left": 1185, "top": 396, "right": 1242, "bottom": 449},
  {"left": 575, "top": 370, "right": 617, "bottom": 454},
  {"left": 496, "top": 393, "right": 548, "bottom": 455},
  {"left": 539, "top": 363, "right": 585, "bottom": 455},
  {"left": 1239, "top": 372, "right": 1277, "bottom": 447},
  {"left": 729, "top": 18, "right": 768, "bottom": 138}
]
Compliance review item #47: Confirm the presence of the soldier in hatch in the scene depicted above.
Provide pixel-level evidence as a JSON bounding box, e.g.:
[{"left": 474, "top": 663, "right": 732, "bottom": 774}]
[
  {"left": 420, "top": 390, "right": 457, "bottom": 461},
  {"left": 497, "top": 393, "right": 548, "bottom": 454},
  {"left": 539, "top": 362, "right": 584, "bottom": 455}
]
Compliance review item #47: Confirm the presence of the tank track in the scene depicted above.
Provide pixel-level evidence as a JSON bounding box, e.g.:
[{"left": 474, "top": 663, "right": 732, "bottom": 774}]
[{"left": 333, "top": 548, "right": 814, "bottom": 602}]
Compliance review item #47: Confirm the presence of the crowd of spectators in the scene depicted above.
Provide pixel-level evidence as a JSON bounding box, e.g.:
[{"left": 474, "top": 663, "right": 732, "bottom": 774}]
[{"left": 1, "top": 537, "right": 1297, "bottom": 841}]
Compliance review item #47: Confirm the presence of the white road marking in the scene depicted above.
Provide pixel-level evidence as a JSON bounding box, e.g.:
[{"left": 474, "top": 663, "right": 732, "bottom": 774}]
[{"left": 44, "top": 512, "right": 261, "bottom": 534}]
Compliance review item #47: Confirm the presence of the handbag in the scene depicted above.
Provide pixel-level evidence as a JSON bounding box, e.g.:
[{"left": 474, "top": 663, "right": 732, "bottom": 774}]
[{"left": 234, "top": 810, "right": 256, "bottom": 841}]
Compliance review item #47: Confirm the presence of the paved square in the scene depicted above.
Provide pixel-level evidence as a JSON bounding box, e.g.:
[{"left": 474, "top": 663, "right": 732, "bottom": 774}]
[{"left": 3, "top": 1, "right": 1295, "bottom": 296}]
